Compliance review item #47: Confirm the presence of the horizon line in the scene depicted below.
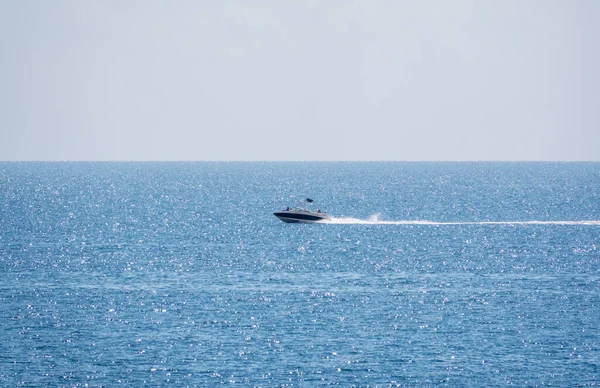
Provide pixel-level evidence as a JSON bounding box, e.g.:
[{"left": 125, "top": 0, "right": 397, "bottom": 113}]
[{"left": 1, "top": 160, "right": 599, "bottom": 163}]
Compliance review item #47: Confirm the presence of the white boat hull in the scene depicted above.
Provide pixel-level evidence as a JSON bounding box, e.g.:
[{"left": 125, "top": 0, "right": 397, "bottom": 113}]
[{"left": 273, "top": 209, "right": 330, "bottom": 223}]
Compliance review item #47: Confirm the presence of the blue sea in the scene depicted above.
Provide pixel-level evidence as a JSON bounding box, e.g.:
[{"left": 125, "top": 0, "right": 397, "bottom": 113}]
[{"left": 1, "top": 162, "right": 599, "bottom": 386}]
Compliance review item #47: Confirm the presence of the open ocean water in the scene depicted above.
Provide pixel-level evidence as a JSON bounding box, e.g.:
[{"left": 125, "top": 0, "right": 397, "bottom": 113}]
[{"left": 0, "top": 161, "right": 599, "bottom": 387}]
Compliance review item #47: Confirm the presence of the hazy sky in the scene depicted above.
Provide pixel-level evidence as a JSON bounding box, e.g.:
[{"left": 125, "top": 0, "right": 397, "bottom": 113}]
[{"left": 1, "top": 0, "right": 598, "bottom": 161}]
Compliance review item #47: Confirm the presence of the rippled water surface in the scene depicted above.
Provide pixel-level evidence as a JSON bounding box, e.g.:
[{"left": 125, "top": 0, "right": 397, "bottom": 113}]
[{"left": 1, "top": 162, "right": 599, "bottom": 386}]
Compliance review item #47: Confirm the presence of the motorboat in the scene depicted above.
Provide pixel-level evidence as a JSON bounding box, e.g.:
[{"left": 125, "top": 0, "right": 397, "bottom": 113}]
[
  {"left": 274, "top": 198, "right": 330, "bottom": 223},
  {"left": 273, "top": 208, "right": 330, "bottom": 223}
]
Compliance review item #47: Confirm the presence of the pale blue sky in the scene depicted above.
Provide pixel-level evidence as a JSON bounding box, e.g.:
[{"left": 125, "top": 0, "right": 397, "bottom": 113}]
[{"left": 1, "top": 0, "right": 598, "bottom": 161}]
